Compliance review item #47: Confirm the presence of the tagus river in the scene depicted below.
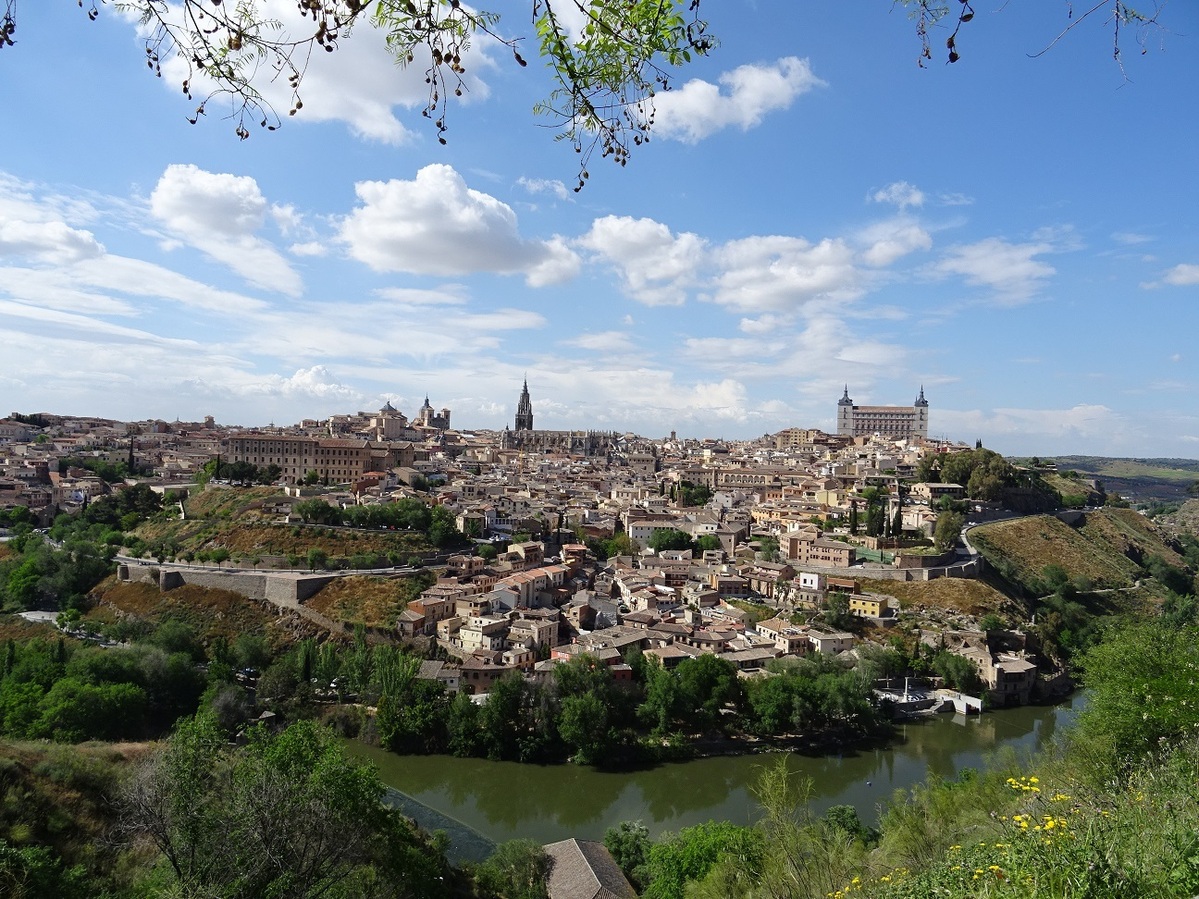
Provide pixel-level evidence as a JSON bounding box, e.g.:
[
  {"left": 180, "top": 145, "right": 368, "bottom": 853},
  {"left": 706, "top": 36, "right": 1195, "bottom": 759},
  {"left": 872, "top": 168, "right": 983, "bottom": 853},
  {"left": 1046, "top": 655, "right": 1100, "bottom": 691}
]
[{"left": 346, "top": 696, "right": 1081, "bottom": 859}]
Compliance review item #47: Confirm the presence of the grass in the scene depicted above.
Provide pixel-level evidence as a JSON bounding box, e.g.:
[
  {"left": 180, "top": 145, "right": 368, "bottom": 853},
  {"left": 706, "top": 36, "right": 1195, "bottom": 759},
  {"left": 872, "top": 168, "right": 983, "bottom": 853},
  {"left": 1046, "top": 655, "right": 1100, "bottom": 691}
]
[
  {"left": 86, "top": 578, "right": 317, "bottom": 649},
  {"left": 305, "top": 575, "right": 430, "bottom": 628},
  {"left": 1077, "top": 508, "right": 1187, "bottom": 569},
  {"left": 969, "top": 514, "right": 1142, "bottom": 592},
  {"left": 857, "top": 578, "right": 1010, "bottom": 617},
  {"left": 842, "top": 740, "right": 1199, "bottom": 898},
  {"left": 0, "top": 739, "right": 147, "bottom": 884},
  {"left": 133, "top": 514, "right": 432, "bottom": 561}
]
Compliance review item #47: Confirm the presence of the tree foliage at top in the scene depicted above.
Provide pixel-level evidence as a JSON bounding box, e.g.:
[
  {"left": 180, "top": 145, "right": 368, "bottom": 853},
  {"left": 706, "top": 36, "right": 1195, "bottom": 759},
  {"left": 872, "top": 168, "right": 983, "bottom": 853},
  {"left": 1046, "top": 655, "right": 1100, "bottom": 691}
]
[
  {"left": 0, "top": 0, "right": 713, "bottom": 189},
  {"left": 0, "top": 0, "right": 1173, "bottom": 195}
]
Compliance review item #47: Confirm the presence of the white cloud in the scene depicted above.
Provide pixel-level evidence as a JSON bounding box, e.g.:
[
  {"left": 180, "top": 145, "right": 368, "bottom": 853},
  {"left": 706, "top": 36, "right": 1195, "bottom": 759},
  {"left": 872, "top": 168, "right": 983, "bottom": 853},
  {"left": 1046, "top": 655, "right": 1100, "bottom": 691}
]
[
  {"left": 939, "top": 404, "right": 1122, "bottom": 444},
  {"left": 857, "top": 218, "right": 932, "bottom": 267},
  {"left": 579, "top": 216, "right": 704, "bottom": 306},
  {"left": 932, "top": 237, "right": 1056, "bottom": 304},
  {"left": 869, "top": 181, "right": 924, "bottom": 210},
  {"left": 738, "top": 313, "right": 789, "bottom": 335},
  {"left": 340, "top": 165, "right": 579, "bottom": 284},
  {"left": 710, "top": 235, "right": 860, "bottom": 312},
  {"left": 0, "top": 220, "right": 104, "bottom": 265},
  {"left": 652, "top": 57, "right": 824, "bottom": 143},
  {"left": 937, "top": 192, "right": 975, "bottom": 207},
  {"left": 241, "top": 366, "right": 362, "bottom": 401},
  {"left": 1112, "top": 231, "right": 1153, "bottom": 245},
  {"left": 518, "top": 177, "right": 571, "bottom": 201},
  {"left": 563, "top": 331, "right": 635, "bottom": 353},
  {"left": 150, "top": 164, "right": 303, "bottom": 297},
  {"left": 683, "top": 336, "right": 786, "bottom": 360},
  {"left": 1161, "top": 263, "right": 1199, "bottom": 287},
  {"left": 374, "top": 286, "right": 469, "bottom": 307}
]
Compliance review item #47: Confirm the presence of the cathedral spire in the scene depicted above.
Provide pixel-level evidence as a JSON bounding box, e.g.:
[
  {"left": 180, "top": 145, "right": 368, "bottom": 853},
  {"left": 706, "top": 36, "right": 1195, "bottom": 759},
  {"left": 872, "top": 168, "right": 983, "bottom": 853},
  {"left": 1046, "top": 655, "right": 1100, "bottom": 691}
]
[{"left": 515, "top": 378, "right": 534, "bottom": 431}]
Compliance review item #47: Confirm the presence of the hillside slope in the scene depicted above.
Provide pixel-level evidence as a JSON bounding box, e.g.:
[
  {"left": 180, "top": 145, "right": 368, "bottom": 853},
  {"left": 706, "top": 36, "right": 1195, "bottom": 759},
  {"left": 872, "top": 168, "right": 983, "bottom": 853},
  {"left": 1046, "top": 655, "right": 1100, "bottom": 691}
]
[{"left": 969, "top": 509, "right": 1185, "bottom": 597}]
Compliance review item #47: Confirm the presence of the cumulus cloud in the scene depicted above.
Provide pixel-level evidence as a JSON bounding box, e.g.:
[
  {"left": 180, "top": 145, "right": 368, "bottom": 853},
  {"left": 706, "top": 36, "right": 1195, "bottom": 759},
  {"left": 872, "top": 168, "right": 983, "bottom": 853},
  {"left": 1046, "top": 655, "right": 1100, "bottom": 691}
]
[
  {"left": 939, "top": 404, "right": 1122, "bottom": 444},
  {"left": 248, "top": 366, "right": 361, "bottom": 401},
  {"left": 710, "top": 235, "right": 860, "bottom": 312},
  {"left": 150, "top": 164, "right": 303, "bottom": 296},
  {"left": 374, "top": 286, "right": 469, "bottom": 306},
  {"left": 340, "top": 165, "right": 579, "bottom": 284},
  {"left": 0, "top": 220, "right": 105, "bottom": 265},
  {"left": 652, "top": 57, "right": 824, "bottom": 143},
  {"left": 937, "top": 192, "right": 974, "bottom": 207},
  {"left": 1149, "top": 263, "right": 1199, "bottom": 287},
  {"left": 683, "top": 336, "right": 786, "bottom": 360},
  {"left": 869, "top": 181, "right": 924, "bottom": 210},
  {"left": 579, "top": 216, "right": 705, "bottom": 306},
  {"left": 932, "top": 237, "right": 1056, "bottom": 304},
  {"left": 582, "top": 216, "right": 877, "bottom": 314}
]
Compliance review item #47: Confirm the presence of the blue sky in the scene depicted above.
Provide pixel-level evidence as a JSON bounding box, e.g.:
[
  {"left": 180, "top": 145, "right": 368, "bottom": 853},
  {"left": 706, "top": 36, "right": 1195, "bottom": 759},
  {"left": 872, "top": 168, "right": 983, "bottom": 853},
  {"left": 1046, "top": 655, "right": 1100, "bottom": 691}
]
[{"left": 0, "top": 1, "right": 1196, "bottom": 457}]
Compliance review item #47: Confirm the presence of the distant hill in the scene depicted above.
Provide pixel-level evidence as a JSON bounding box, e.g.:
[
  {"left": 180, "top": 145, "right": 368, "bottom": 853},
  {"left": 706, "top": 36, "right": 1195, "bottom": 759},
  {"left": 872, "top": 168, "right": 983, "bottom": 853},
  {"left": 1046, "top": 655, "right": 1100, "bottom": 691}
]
[{"left": 1033, "top": 456, "right": 1199, "bottom": 504}]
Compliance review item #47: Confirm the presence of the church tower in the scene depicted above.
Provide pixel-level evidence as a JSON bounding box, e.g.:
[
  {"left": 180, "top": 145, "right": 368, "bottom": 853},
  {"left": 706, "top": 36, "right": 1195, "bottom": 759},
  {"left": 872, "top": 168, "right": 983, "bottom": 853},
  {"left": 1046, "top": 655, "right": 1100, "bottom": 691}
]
[
  {"left": 836, "top": 385, "right": 854, "bottom": 436},
  {"left": 514, "top": 379, "right": 534, "bottom": 431},
  {"left": 913, "top": 385, "right": 929, "bottom": 438}
]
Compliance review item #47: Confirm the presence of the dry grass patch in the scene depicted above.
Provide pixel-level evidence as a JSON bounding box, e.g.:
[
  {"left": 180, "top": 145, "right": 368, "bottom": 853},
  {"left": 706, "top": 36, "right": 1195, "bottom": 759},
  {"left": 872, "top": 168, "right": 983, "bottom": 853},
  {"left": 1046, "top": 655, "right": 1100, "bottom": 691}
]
[
  {"left": 305, "top": 575, "right": 425, "bottom": 628},
  {"left": 0, "top": 614, "right": 62, "bottom": 642},
  {"left": 858, "top": 577, "right": 1010, "bottom": 617},
  {"left": 1079, "top": 508, "right": 1186, "bottom": 569},
  {"left": 970, "top": 514, "right": 1140, "bottom": 590},
  {"left": 88, "top": 578, "right": 311, "bottom": 648}
]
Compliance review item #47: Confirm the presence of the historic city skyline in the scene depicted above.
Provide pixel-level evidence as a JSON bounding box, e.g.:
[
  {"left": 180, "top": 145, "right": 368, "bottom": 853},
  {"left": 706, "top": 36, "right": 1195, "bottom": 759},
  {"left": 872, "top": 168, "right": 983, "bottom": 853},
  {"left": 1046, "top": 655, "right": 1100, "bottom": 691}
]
[{"left": 0, "top": 4, "right": 1196, "bottom": 456}]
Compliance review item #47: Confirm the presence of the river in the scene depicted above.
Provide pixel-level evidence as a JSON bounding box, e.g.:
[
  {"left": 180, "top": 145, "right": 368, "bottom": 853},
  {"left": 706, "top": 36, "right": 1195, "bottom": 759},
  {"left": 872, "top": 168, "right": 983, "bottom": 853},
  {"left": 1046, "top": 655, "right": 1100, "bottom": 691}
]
[{"left": 347, "top": 696, "right": 1081, "bottom": 860}]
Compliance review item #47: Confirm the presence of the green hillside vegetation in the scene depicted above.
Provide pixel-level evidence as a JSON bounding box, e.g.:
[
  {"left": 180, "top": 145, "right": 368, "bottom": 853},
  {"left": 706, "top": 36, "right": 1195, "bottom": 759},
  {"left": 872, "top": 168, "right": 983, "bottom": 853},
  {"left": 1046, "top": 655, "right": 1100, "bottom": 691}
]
[
  {"left": 1077, "top": 507, "right": 1188, "bottom": 570},
  {"left": 1054, "top": 456, "right": 1199, "bottom": 482},
  {"left": 969, "top": 509, "right": 1196, "bottom": 603},
  {"left": 0, "top": 740, "right": 152, "bottom": 897},
  {"left": 1037, "top": 471, "right": 1103, "bottom": 508}
]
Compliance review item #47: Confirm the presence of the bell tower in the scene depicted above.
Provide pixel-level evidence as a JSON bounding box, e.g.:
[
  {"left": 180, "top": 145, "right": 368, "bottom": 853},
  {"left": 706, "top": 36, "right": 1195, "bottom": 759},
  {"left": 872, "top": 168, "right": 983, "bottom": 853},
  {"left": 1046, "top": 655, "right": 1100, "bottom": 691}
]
[{"left": 837, "top": 385, "right": 854, "bottom": 436}]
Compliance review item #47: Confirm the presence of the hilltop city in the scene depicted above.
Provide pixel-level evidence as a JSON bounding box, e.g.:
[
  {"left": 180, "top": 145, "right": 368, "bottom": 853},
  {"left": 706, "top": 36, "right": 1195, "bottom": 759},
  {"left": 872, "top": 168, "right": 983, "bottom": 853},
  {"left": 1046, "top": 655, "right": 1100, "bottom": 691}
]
[{"left": 2, "top": 383, "right": 1083, "bottom": 710}]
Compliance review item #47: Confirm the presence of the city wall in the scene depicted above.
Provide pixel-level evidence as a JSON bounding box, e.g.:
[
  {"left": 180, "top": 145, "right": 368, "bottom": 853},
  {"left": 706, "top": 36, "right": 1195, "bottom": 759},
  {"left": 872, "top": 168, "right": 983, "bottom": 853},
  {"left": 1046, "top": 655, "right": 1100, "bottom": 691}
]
[
  {"left": 115, "top": 560, "right": 412, "bottom": 645},
  {"left": 120, "top": 562, "right": 354, "bottom": 609}
]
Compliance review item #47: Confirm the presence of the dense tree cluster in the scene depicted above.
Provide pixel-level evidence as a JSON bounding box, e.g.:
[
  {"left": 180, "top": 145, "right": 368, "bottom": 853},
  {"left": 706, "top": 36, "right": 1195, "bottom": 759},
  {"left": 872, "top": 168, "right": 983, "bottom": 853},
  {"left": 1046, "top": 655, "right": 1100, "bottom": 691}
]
[
  {"left": 915, "top": 447, "right": 1020, "bottom": 501},
  {"left": 0, "top": 627, "right": 206, "bottom": 743},
  {"left": 293, "top": 497, "right": 464, "bottom": 548}
]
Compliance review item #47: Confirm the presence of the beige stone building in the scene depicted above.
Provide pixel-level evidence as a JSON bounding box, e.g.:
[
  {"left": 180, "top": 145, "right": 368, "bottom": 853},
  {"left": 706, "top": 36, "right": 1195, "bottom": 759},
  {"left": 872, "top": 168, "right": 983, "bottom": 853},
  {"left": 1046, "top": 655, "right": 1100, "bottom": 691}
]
[
  {"left": 836, "top": 386, "right": 929, "bottom": 439},
  {"left": 226, "top": 434, "right": 397, "bottom": 484}
]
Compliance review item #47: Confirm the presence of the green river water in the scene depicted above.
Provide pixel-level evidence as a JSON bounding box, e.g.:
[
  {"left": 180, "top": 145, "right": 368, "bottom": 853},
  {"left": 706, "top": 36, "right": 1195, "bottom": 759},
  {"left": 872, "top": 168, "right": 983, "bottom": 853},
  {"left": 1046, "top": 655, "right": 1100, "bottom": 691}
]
[{"left": 347, "top": 696, "right": 1081, "bottom": 861}]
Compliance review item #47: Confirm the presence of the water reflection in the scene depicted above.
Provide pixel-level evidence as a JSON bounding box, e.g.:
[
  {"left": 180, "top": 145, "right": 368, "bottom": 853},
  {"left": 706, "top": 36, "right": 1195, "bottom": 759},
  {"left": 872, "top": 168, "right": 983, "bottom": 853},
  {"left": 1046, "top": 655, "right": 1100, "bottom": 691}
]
[{"left": 346, "top": 696, "right": 1082, "bottom": 846}]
